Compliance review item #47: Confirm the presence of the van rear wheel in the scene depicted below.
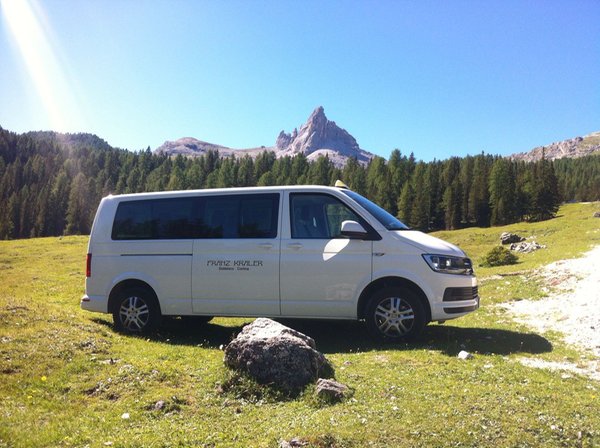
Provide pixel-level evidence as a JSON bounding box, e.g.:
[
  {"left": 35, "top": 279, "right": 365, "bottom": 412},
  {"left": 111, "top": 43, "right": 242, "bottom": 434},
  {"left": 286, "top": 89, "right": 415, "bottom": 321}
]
[
  {"left": 365, "top": 287, "right": 425, "bottom": 342},
  {"left": 112, "top": 287, "right": 161, "bottom": 334}
]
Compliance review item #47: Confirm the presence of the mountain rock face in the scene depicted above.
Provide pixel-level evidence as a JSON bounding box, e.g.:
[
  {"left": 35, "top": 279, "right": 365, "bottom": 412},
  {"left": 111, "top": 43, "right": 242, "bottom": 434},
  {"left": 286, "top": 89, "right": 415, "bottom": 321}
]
[
  {"left": 275, "top": 106, "right": 373, "bottom": 165},
  {"left": 155, "top": 137, "right": 231, "bottom": 156},
  {"left": 511, "top": 132, "right": 600, "bottom": 162},
  {"left": 155, "top": 106, "right": 375, "bottom": 167}
]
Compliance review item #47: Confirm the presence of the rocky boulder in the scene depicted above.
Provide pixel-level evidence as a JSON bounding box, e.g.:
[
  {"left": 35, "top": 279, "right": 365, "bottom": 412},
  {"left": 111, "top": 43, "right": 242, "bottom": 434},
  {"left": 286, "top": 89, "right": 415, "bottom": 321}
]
[
  {"left": 224, "top": 318, "right": 334, "bottom": 394},
  {"left": 500, "top": 232, "right": 526, "bottom": 245},
  {"left": 510, "top": 241, "right": 546, "bottom": 253}
]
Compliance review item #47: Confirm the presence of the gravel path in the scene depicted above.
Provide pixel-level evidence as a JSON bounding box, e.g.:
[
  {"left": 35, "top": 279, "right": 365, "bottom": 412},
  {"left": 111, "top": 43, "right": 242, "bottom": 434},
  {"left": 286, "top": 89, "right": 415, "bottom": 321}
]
[{"left": 504, "top": 246, "right": 600, "bottom": 379}]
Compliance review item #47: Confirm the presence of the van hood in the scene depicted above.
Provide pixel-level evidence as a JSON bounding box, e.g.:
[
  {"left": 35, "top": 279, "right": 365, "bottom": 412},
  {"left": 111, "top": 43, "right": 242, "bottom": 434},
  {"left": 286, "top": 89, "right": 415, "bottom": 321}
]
[{"left": 392, "top": 230, "right": 465, "bottom": 257}]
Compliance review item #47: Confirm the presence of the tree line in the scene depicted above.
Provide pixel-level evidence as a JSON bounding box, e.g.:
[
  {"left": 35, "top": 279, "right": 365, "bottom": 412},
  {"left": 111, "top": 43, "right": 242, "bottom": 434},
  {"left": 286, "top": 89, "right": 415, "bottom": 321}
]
[{"left": 1, "top": 127, "right": 598, "bottom": 240}]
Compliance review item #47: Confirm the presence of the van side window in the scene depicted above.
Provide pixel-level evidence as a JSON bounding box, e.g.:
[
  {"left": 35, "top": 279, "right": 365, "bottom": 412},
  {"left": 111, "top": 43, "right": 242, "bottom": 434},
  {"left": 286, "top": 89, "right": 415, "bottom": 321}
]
[
  {"left": 290, "top": 194, "right": 361, "bottom": 239},
  {"left": 112, "top": 198, "right": 196, "bottom": 240},
  {"left": 199, "top": 194, "right": 279, "bottom": 239},
  {"left": 112, "top": 194, "right": 280, "bottom": 240}
]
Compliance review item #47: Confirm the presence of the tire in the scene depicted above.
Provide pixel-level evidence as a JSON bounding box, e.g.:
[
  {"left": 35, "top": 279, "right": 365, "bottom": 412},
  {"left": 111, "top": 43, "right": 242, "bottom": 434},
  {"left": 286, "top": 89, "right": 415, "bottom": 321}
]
[
  {"left": 365, "top": 287, "right": 426, "bottom": 342},
  {"left": 112, "top": 287, "right": 161, "bottom": 334}
]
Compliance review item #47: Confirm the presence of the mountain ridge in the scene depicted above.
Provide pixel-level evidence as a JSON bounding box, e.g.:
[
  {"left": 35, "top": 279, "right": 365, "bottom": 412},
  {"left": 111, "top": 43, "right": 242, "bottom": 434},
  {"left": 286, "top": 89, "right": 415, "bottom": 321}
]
[
  {"left": 156, "top": 108, "right": 599, "bottom": 165},
  {"left": 511, "top": 131, "right": 600, "bottom": 162},
  {"left": 155, "top": 106, "right": 375, "bottom": 167}
]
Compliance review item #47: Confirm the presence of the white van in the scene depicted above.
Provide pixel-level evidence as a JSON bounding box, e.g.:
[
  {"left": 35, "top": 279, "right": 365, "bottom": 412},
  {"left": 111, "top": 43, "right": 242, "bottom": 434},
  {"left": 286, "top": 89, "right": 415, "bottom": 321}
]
[{"left": 81, "top": 185, "right": 479, "bottom": 340}]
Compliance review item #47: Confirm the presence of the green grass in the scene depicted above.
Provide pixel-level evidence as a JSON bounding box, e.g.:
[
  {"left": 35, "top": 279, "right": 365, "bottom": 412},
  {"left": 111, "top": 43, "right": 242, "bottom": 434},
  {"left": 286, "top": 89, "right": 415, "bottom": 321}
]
[{"left": 1, "top": 202, "right": 599, "bottom": 447}]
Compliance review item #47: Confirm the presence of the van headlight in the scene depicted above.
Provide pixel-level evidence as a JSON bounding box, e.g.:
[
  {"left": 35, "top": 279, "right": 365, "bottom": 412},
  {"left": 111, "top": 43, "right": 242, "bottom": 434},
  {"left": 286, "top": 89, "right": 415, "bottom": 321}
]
[{"left": 422, "top": 254, "right": 473, "bottom": 275}]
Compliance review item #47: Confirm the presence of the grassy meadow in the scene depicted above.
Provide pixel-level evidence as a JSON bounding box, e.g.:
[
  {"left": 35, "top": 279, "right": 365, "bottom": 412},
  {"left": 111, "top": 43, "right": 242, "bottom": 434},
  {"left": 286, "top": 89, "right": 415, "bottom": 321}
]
[{"left": 1, "top": 202, "right": 599, "bottom": 447}]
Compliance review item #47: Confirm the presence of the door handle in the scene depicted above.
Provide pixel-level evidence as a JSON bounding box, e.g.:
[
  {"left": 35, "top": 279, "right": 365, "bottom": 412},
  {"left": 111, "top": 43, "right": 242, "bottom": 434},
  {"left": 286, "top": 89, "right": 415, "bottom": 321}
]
[
  {"left": 258, "top": 243, "right": 273, "bottom": 249},
  {"left": 287, "top": 243, "right": 303, "bottom": 250}
]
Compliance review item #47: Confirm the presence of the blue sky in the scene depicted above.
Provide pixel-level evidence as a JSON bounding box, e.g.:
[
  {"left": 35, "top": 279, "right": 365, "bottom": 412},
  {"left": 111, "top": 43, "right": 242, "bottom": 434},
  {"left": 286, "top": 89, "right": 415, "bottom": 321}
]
[{"left": 1, "top": 0, "right": 598, "bottom": 160}]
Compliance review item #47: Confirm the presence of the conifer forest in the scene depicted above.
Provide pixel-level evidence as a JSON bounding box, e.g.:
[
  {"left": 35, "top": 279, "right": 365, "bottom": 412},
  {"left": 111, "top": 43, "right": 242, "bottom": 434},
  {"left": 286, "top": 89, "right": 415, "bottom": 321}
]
[{"left": 1, "top": 127, "right": 598, "bottom": 240}]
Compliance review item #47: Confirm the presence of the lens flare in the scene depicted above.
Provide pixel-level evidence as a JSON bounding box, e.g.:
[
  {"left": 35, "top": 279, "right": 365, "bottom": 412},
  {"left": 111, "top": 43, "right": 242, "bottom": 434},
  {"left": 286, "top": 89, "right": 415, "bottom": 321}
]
[{"left": 1, "top": 0, "right": 82, "bottom": 131}]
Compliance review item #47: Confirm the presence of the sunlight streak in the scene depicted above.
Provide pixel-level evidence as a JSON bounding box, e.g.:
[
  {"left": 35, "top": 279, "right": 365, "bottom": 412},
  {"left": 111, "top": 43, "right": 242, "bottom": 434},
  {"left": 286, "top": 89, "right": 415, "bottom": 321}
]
[
  {"left": 323, "top": 238, "right": 350, "bottom": 261},
  {"left": 1, "top": 0, "right": 82, "bottom": 131}
]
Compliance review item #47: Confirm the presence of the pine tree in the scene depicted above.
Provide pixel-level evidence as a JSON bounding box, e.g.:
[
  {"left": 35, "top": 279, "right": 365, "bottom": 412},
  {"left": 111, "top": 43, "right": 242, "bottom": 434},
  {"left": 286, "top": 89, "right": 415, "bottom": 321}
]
[
  {"left": 308, "top": 155, "right": 332, "bottom": 185},
  {"left": 468, "top": 154, "right": 490, "bottom": 226},
  {"left": 529, "top": 155, "right": 560, "bottom": 221},
  {"left": 366, "top": 157, "right": 393, "bottom": 212},
  {"left": 489, "top": 158, "right": 517, "bottom": 225},
  {"left": 290, "top": 153, "right": 308, "bottom": 184},
  {"left": 410, "top": 163, "right": 430, "bottom": 230},
  {"left": 257, "top": 171, "right": 275, "bottom": 186},
  {"left": 66, "top": 173, "right": 91, "bottom": 235},
  {"left": 217, "top": 158, "right": 235, "bottom": 188},
  {"left": 397, "top": 181, "right": 415, "bottom": 225},
  {"left": 166, "top": 165, "right": 186, "bottom": 191},
  {"left": 443, "top": 180, "right": 462, "bottom": 230}
]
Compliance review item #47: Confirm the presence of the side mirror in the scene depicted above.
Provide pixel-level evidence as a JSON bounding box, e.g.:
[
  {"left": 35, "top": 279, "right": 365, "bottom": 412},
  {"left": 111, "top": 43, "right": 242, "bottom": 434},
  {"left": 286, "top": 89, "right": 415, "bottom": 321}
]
[{"left": 340, "top": 220, "right": 368, "bottom": 239}]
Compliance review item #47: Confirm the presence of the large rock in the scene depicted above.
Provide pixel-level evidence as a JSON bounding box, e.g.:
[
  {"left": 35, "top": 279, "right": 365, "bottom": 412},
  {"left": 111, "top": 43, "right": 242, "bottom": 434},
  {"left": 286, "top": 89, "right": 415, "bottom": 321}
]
[
  {"left": 500, "top": 232, "right": 525, "bottom": 245},
  {"left": 224, "top": 318, "right": 334, "bottom": 394}
]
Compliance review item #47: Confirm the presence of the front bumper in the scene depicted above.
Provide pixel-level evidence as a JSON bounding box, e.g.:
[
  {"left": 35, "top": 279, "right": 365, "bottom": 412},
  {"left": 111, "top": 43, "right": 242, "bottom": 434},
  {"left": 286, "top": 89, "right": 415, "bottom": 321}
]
[{"left": 430, "top": 277, "right": 479, "bottom": 321}]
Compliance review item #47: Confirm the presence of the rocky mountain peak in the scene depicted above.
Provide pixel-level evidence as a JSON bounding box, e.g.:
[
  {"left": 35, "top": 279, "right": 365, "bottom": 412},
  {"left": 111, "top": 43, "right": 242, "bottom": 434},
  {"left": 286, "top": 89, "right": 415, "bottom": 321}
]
[
  {"left": 156, "top": 106, "right": 375, "bottom": 167},
  {"left": 307, "top": 105, "right": 327, "bottom": 127},
  {"left": 276, "top": 106, "right": 371, "bottom": 165}
]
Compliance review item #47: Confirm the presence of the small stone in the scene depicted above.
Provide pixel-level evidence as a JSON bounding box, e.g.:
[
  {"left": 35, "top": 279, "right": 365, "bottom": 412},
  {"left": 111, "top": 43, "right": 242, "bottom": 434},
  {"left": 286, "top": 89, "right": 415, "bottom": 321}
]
[
  {"left": 279, "top": 438, "right": 307, "bottom": 448},
  {"left": 510, "top": 241, "right": 546, "bottom": 253},
  {"left": 315, "top": 378, "right": 350, "bottom": 402},
  {"left": 154, "top": 400, "right": 165, "bottom": 410},
  {"left": 121, "top": 412, "right": 130, "bottom": 419},
  {"left": 458, "top": 350, "right": 474, "bottom": 360}
]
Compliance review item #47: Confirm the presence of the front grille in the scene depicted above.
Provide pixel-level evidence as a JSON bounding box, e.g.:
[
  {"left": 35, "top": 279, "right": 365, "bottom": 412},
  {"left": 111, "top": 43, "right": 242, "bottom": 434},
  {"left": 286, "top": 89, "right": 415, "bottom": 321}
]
[{"left": 443, "top": 286, "right": 478, "bottom": 302}]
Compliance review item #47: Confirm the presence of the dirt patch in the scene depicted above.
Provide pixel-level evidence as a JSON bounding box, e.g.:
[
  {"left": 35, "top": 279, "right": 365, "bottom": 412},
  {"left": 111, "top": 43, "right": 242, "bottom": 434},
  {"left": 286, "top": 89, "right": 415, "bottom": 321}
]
[
  {"left": 503, "top": 246, "right": 600, "bottom": 379},
  {"left": 517, "top": 357, "right": 600, "bottom": 381}
]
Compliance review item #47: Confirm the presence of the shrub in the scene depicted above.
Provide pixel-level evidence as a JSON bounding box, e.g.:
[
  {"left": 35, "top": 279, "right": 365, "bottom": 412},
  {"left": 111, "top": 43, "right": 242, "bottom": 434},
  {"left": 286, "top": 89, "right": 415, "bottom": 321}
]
[{"left": 481, "top": 246, "right": 519, "bottom": 267}]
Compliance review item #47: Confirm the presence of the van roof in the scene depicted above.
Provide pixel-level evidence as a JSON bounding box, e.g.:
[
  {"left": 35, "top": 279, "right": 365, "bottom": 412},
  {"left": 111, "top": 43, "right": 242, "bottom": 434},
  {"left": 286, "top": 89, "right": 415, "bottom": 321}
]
[{"left": 104, "top": 185, "right": 348, "bottom": 201}]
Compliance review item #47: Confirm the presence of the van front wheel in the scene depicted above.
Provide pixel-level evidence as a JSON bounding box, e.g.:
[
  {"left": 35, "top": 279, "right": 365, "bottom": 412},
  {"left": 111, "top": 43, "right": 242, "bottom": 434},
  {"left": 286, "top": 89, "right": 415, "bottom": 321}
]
[
  {"left": 365, "top": 287, "right": 425, "bottom": 342},
  {"left": 112, "top": 288, "right": 161, "bottom": 334}
]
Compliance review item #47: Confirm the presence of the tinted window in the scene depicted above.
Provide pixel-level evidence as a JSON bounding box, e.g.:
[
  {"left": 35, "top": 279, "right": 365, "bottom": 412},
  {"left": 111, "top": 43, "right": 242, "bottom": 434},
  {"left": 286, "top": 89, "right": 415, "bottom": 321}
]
[
  {"left": 112, "top": 193, "right": 279, "bottom": 240},
  {"left": 290, "top": 194, "right": 361, "bottom": 239},
  {"left": 342, "top": 190, "right": 409, "bottom": 230},
  {"left": 112, "top": 198, "right": 196, "bottom": 240},
  {"left": 199, "top": 194, "right": 279, "bottom": 239}
]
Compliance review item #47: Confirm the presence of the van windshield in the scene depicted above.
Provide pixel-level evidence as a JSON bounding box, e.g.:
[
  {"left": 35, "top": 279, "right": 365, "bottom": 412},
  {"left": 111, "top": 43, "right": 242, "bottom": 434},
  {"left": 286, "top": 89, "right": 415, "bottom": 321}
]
[{"left": 342, "top": 190, "right": 410, "bottom": 231}]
